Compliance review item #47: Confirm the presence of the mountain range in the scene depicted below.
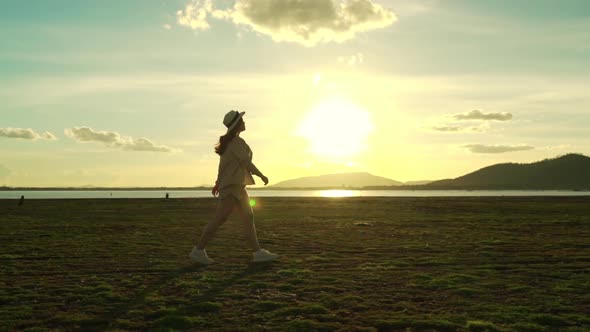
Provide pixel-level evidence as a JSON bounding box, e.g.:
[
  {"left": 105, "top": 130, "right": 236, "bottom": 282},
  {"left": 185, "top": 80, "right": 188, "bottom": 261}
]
[
  {"left": 271, "top": 172, "right": 404, "bottom": 188},
  {"left": 272, "top": 154, "right": 590, "bottom": 190},
  {"left": 424, "top": 153, "right": 590, "bottom": 190},
  {"left": 2, "top": 154, "right": 588, "bottom": 191}
]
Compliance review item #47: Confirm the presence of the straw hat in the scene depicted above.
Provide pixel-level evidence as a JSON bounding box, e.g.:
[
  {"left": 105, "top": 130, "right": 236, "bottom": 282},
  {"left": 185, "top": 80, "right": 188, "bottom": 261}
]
[{"left": 223, "top": 110, "right": 245, "bottom": 133}]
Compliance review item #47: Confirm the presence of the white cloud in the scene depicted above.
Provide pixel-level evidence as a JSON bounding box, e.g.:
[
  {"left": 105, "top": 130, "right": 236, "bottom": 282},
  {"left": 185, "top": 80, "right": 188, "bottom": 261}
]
[
  {"left": 66, "top": 127, "right": 120, "bottom": 144},
  {"left": 0, "top": 128, "right": 57, "bottom": 140},
  {"left": 177, "top": 0, "right": 397, "bottom": 47},
  {"left": 177, "top": 0, "right": 213, "bottom": 30},
  {"left": 463, "top": 144, "right": 534, "bottom": 154},
  {"left": 453, "top": 110, "right": 513, "bottom": 121},
  {"left": 163, "top": 24, "right": 172, "bottom": 30},
  {"left": 122, "top": 137, "right": 178, "bottom": 153},
  {"left": 42, "top": 132, "right": 58, "bottom": 140},
  {"left": 65, "top": 127, "right": 180, "bottom": 153},
  {"left": 338, "top": 53, "right": 364, "bottom": 66}
]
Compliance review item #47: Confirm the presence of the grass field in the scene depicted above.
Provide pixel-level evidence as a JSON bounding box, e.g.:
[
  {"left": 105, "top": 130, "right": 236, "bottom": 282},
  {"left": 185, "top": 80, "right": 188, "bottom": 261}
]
[{"left": 1, "top": 197, "right": 589, "bottom": 331}]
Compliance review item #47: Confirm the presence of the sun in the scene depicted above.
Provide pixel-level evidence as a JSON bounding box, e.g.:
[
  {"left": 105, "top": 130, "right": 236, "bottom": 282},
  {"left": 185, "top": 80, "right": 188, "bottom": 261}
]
[{"left": 297, "top": 99, "right": 374, "bottom": 158}]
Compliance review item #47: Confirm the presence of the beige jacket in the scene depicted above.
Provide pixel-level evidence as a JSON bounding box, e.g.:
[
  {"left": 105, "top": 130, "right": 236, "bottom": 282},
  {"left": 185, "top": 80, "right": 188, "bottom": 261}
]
[{"left": 216, "top": 136, "right": 263, "bottom": 189}]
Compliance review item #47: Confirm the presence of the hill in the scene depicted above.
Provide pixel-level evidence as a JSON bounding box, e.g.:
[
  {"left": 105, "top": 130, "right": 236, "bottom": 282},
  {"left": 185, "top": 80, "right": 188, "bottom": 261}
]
[
  {"left": 425, "top": 153, "right": 590, "bottom": 190},
  {"left": 271, "top": 172, "right": 402, "bottom": 188},
  {"left": 403, "top": 180, "right": 433, "bottom": 186}
]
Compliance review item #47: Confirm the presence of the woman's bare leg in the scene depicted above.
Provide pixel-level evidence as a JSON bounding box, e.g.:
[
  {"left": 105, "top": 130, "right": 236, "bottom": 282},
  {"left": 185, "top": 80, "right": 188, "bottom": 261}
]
[
  {"left": 235, "top": 192, "right": 261, "bottom": 252},
  {"left": 196, "top": 198, "right": 235, "bottom": 249}
]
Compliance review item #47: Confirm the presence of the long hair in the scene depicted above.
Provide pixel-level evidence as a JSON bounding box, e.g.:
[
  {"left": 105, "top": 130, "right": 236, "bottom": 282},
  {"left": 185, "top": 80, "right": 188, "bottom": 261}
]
[{"left": 215, "top": 119, "right": 242, "bottom": 155}]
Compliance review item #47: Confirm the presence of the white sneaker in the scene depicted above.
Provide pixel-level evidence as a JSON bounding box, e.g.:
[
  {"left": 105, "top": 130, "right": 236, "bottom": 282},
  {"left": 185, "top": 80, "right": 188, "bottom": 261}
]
[
  {"left": 252, "top": 249, "right": 279, "bottom": 263},
  {"left": 189, "top": 247, "right": 213, "bottom": 265}
]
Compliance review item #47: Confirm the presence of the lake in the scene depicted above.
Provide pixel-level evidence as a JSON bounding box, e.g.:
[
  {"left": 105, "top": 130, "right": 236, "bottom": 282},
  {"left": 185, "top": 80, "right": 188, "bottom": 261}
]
[{"left": 1, "top": 189, "right": 589, "bottom": 199}]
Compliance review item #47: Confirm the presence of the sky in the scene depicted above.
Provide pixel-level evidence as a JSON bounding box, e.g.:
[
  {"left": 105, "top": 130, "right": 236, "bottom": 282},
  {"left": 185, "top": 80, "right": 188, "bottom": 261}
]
[{"left": 1, "top": 0, "right": 589, "bottom": 187}]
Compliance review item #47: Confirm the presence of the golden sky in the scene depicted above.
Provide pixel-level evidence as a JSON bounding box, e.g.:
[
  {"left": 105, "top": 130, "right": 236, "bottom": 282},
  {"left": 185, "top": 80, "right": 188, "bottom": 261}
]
[{"left": 1, "top": 0, "right": 589, "bottom": 187}]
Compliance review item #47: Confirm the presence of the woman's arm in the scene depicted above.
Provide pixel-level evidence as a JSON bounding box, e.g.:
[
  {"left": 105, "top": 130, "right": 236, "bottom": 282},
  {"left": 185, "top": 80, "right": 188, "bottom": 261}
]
[
  {"left": 249, "top": 163, "right": 269, "bottom": 185},
  {"left": 211, "top": 181, "right": 219, "bottom": 196},
  {"left": 229, "top": 140, "right": 269, "bottom": 185}
]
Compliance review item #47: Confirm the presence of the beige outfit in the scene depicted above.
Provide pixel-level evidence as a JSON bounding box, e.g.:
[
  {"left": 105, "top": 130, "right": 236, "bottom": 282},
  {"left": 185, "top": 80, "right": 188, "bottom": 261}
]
[{"left": 216, "top": 136, "right": 262, "bottom": 201}]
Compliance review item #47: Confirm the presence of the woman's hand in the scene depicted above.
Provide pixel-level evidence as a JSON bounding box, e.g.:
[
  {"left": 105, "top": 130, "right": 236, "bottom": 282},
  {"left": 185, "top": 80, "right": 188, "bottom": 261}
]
[
  {"left": 211, "top": 183, "right": 219, "bottom": 197},
  {"left": 260, "top": 175, "right": 269, "bottom": 186}
]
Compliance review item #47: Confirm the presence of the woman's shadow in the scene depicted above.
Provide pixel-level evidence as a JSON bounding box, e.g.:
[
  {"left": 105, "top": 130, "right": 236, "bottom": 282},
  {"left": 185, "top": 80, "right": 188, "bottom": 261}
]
[{"left": 94, "top": 262, "right": 275, "bottom": 330}]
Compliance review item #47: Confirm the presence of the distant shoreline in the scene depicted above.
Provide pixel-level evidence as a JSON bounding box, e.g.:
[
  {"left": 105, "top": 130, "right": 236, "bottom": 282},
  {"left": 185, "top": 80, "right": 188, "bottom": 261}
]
[
  {"left": 1, "top": 187, "right": 588, "bottom": 191},
  {"left": 0, "top": 187, "right": 211, "bottom": 191}
]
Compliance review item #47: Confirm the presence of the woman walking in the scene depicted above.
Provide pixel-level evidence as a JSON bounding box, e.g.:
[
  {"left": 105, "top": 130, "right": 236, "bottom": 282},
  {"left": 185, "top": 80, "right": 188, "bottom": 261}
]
[{"left": 189, "top": 110, "right": 279, "bottom": 265}]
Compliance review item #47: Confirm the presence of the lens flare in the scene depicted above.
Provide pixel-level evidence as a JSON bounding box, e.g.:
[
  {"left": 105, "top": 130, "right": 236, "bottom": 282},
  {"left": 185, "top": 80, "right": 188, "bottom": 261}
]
[{"left": 249, "top": 199, "right": 257, "bottom": 207}]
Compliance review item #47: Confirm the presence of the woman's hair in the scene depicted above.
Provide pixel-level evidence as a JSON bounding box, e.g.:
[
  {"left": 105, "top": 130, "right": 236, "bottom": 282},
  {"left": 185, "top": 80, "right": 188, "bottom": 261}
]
[{"left": 215, "top": 119, "right": 242, "bottom": 155}]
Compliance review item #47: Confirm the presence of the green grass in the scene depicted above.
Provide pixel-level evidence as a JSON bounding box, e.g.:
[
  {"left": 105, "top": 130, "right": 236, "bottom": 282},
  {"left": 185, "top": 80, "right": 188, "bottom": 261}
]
[{"left": 1, "top": 197, "right": 590, "bottom": 331}]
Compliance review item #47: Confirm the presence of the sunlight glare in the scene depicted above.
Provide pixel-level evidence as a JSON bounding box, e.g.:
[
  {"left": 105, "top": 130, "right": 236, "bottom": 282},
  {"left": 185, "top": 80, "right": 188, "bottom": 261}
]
[
  {"left": 318, "top": 190, "right": 360, "bottom": 198},
  {"left": 313, "top": 73, "right": 321, "bottom": 86},
  {"left": 297, "top": 99, "right": 374, "bottom": 158}
]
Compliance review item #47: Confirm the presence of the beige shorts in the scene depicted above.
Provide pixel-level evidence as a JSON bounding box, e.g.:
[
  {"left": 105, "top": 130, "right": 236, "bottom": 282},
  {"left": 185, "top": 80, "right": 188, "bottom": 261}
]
[
  {"left": 218, "top": 184, "right": 247, "bottom": 200},
  {"left": 218, "top": 184, "right": 252, "bottom": 214}
]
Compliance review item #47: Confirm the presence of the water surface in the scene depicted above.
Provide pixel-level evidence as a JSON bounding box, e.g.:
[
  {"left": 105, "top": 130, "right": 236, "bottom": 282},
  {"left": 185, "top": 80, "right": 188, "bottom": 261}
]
[{"left": 1, "top": 189, "right": 589, "bottom": 199}]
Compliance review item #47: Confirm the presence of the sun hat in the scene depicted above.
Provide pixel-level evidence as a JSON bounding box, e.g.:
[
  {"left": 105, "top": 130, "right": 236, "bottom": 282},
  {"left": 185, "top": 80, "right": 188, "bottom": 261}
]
[{"left": 223, "top": 110, "right": 245, "bottom": 133}]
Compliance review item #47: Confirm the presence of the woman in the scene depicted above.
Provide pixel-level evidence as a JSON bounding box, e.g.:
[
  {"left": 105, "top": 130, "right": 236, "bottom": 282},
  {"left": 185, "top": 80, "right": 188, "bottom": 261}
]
[{"left": 189, "top": 110, "right": 279, "bottom": 265}]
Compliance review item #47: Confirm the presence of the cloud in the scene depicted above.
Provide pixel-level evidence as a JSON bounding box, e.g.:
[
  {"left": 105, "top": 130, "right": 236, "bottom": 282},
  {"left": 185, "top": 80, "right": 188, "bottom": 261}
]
[
  {"left": 65, "top": 127, "right": 180, "bottom": 153},
  {"left": 453, "top": 110, "right": 512, "bottom": 121},
  {"left": 433, "top": 125, "right": 482, "bottom": 133},
  {"left": 431, "top": 110, "right": 511, "bottom": 134},
  {"left": 42, "top": 132, "right": 57, "bottom": 140},
  {"left": 66, "top": 127, "right": 120, "bottom": 144},
  {"left": 163, "top": 24, "right": 172, "bottom": 30},
  {"left": 432, "top": 125, "right": 461, "bottom": 132},
  {"left": 463, "top": 144, "right": 534, "bottom": 154},
  {"left": 0, "top": 164, "right": 10, "bottom": 179},
  {"left": 338, "top": 53, "right": 364, "bottom": 66},
  {"left": 177, "top": 0, "right": 397, "bottom": 47},
  {"left": 177, "top": 0, "right": 213, "bottom": 30},
  {"left": 0, "top": 128, "right": 57, "bottom": 140},
  {"left": 431, "top": 124, "right": 486, "bottom": 133},
  {"left": 122, "top": 137, "right": 178, "bottom": 152}
]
